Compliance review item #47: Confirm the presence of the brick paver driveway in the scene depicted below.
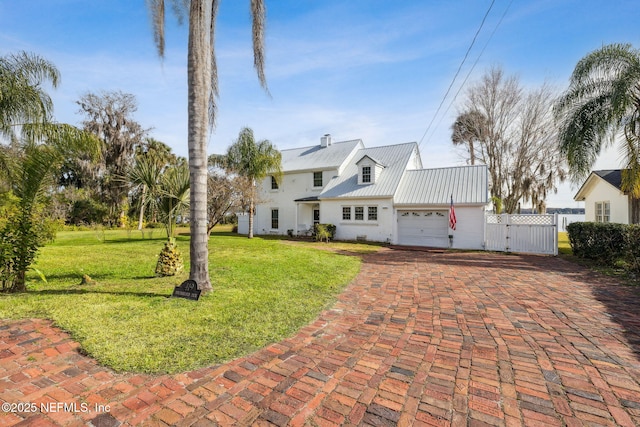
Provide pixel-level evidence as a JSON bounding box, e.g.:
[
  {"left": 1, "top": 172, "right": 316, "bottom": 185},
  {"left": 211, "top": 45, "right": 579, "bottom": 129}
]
[{"left": 1, "top": 248, "right": 640, "bottom": 426}]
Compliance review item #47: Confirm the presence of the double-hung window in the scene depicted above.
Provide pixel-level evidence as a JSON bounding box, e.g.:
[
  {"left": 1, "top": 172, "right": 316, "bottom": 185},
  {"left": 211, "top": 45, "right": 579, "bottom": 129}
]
[
  {"left": 342, "top": 207, "right": 351, "bottom": 221},
  {"left": 362, "top": 166, "right": 371, "bottom": 183},
  {"left": 313, "top": 171, "right": 323, "bottom": 187},
  {"left": 368, "top": 206, "right": 378, "bottom": 221},
  {"left": 355, "top": 207, "right": 364, "bottom": 220},
  {"left": 271, "top": 209, "right": 279, "bottom": 229},
  {"left": 271, "top": 176, "right": 278, "bottom": 190}
]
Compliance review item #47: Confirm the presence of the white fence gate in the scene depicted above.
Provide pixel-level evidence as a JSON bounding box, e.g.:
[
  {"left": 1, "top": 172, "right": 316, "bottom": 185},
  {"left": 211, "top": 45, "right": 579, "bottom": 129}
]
[{"left": 485, "top": 214, "right": 558, "bottom": 256}]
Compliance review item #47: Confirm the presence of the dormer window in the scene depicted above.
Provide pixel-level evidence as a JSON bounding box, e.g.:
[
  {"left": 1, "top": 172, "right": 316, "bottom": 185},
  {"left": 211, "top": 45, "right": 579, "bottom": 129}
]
[
  {"left": 362, "top": 166, "right": 371, "bottom": 183},
  {"left": 357, "top": 155, "right": 385, "bottom": 185}
]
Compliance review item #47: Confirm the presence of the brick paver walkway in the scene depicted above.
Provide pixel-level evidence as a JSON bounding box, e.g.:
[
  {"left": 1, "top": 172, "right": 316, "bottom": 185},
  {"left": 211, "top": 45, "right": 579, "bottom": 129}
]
[{"left": 1, "top": 249, "right": 640, "bottom": 426}]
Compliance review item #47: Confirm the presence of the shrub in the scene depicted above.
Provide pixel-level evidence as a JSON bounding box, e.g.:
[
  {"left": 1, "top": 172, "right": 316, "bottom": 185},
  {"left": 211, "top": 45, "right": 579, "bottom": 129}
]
[
  {"left": 566, "top": 222, "right": 626, "bottom": 263},
  {"left": 314, "top": 224, "right": 336, "bottom": 242},
  {"left": 625, "top": 224, "right": 640, "bottom": 273},
  {"left": 0, "top": 193, "right": 58, "bottom": 292},
  {"left": 567, "top": 221, "right": 640, "bottom": 274}
]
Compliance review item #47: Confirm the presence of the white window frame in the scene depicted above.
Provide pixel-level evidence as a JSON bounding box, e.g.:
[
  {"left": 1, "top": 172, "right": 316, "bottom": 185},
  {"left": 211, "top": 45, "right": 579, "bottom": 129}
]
[
  {"left": 354, "top": 206, "right": 364, "bottom": 221},
  {"left": 595, "top": 201, "right": 610, "bottom": 223},
  {"left": 271, "top": 176, "right": 279, "bottom": 190}
]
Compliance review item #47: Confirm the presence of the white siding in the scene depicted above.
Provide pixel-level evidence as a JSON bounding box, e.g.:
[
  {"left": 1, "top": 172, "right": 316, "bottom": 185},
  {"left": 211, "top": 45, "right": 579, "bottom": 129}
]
[
  {"left": 321, "top": 198, "right": 394, "bottom": 242},
  {"left": 583, "top": 181, "right": 628, "bottom": 224},
  {"left": 253, "top": 170, "right": 336, "bottom": 235}
]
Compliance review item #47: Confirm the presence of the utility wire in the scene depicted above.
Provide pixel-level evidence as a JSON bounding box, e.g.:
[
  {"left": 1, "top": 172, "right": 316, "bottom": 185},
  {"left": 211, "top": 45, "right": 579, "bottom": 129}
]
[
  {"left": 417, "top": 0, "right": 496, "bottom": 149},
  {"left": 429, "top": 0, "right": 514, "bottom": 142}
]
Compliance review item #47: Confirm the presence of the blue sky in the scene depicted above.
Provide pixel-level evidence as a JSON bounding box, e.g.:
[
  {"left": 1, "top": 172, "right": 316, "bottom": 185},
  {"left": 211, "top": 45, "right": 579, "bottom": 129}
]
[{"left": 1, "top": 0, "right": 638, "bottom": 207}]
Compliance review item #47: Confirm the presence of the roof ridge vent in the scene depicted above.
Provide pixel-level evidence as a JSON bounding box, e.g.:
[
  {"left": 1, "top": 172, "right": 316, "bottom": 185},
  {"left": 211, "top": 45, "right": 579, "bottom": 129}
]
[{"left": 320, "top": 134, "right": 332, "bottom": 148}]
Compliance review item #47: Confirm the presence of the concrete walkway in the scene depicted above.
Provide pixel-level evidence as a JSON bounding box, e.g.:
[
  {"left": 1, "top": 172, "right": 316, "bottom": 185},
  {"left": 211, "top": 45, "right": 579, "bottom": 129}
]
[{"left": 1, "top": 249, "right": 640, "bottom": 426}]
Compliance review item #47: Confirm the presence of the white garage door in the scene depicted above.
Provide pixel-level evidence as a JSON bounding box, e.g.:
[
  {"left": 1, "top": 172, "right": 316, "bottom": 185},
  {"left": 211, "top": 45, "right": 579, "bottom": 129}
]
[{"left": 397, "top": 210, "right": 449, "bottom": 247}]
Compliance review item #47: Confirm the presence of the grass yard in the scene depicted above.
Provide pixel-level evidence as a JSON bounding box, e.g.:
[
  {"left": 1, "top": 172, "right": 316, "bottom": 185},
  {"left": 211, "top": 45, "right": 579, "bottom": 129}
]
[
  {"left": 0, "top": 228, "right": 365, "bottom": 373},
  {"left": 558, "top": 231, "right": 572, "bottom": 255}
]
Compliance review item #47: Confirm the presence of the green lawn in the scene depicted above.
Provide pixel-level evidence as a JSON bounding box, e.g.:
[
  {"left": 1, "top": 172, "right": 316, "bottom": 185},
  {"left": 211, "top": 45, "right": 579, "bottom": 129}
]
[
  {"left": 558, "top": 231, "right": 572, "bottom": 255},
  {"left": 0, "top": 228, "right": 364, "bottom": 373}
]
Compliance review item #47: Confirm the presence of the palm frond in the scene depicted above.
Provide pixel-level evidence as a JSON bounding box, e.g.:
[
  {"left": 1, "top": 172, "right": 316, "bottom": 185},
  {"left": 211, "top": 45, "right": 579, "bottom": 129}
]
[{"left": 251, "top": 0, "right": 269, "bottom": 94}]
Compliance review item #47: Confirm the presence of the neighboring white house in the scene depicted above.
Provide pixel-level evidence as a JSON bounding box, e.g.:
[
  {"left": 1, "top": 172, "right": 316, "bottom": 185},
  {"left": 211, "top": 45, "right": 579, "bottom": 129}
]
[
  {"left": 244, "top": 135, "right": 489, "bottom": 249},
  {"left": 574, "top": 169, "right": 633, "bottom": 224}
]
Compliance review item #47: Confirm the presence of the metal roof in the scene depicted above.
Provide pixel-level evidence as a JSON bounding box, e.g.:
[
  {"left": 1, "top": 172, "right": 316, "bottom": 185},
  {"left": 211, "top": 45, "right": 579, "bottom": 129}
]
[
  {"left": 320, "top": 142, "right": 419, "bottom": 199},
  {"left": 394, "top": 165, "right": 489, "bottom": 206},
  {"left": 280, "top": 139, "right": 363, "bottom": 172}
]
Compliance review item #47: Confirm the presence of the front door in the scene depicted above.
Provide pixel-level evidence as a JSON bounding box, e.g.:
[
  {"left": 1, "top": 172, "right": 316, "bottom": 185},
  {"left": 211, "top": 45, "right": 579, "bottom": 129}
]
[{"left": 313, "top": 208, "right": 320, "bottom": 225}]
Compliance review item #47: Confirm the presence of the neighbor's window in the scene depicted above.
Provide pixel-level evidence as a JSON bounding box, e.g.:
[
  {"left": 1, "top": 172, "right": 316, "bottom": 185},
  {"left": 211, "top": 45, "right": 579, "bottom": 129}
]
[
  {"left": 271, "top": 209, "right": 279, "bottom": 229},
  {"left": 271, "top": 176, "right": 278, "bottom": 190},
  {"left": 313, "top": 171, "right": 323, "bottom": 187},
  {"left": 362, "top": 166, "right": 371, "bottom": 183},
  {"left": 355, "top": 206, "right": 364, "bottom": 220},
  {"left": 342, "top": 206, "right": 351, "bottom": 221},
  {"left": 595, "top": 201, "right": 610, "bottom": 223},
  {"left": 368, "top": 206, "right": 378, "bottom": 221}
]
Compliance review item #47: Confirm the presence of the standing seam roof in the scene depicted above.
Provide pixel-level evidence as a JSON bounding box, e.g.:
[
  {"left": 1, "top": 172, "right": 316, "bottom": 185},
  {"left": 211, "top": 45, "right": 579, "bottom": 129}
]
[
  {"left": 279, "top": 139, "right": 363, "bottom": 172},
  {"left": 394, "top": 165, "right": 488, "bottom": 205},
  {"left": 319, "top": 142, "right": 418, "bottom": 199}
]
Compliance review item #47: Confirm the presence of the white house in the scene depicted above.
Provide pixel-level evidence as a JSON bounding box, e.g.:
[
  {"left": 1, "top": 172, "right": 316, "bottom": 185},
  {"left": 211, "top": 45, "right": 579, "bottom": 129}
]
[
  {"left": 245, "top": 135, "right": 489, "bottom": 249},
  {"left": 574, "top": 169, "right": 637, "bottom": 224}
]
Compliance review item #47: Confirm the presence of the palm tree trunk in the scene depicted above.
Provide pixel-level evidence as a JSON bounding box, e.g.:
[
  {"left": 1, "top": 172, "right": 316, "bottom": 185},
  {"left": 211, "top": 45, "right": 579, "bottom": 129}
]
[
  {"left": 187, "top": 0, "right": 212, "bottom": 292},
  {"left": 138, "top": 185, "right": 147, "bottom": 230},
  {"left": 248, "top": 198, "right": 254, "bottom": 239}
]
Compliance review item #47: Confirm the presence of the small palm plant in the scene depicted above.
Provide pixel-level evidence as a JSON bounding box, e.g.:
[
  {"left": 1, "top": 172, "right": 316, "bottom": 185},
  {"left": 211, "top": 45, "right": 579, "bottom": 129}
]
[{"left": 155, "top": 162, "right": 190, "bottom": 277}]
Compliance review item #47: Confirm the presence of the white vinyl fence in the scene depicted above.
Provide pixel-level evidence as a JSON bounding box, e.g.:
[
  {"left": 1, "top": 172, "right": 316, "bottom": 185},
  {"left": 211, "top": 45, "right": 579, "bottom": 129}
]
[{"left": 485, "top": 214, "right": 558, "bottom": 256}]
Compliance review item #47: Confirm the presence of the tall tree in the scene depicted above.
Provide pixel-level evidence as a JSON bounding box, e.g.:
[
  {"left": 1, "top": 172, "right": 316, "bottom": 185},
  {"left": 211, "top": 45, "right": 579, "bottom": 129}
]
[
  {"left": 555, "top": 43, "right": 640, "bottom": 222},
  {"left": 147, "top": 0, "right": 268, "bottom": 292},
  {"left": 455, "top": 67, "right": 566, "bottom": 213},
  {"left": 213, "top": 127, "right": 281, "bottom": 238},
  {"left": 77, "top": 91, "right": 147, "bottom": 226}
]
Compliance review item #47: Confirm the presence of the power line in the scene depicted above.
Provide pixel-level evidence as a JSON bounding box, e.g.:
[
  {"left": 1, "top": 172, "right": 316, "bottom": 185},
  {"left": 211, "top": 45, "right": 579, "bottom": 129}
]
[
  {"left": 417, "top": 0, "right": 496, "bottom": 149},
  {"left": 430, "top": 0, "right": 514, "bottom": 142}
]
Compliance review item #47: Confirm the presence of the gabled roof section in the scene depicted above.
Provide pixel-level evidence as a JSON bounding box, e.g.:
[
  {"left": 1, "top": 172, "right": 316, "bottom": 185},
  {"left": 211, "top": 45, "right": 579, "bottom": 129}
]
[
  {"left": 574, "top": 169, "right": 624, "bottom": 201},
  {"left": 280, "top": 139, "right": 363, "bottom": 173},
  {"left": 394, "top": 165, "right": 488, "bottom": 206},
  {"left": 356, "top": 155, "right": 385, "bottom": 167},
  {"left": 594, "top": 169, "right": 622, "bottom": 190},
  {"left": 319, "top": 142, "right": 419, "bottom": 199}
]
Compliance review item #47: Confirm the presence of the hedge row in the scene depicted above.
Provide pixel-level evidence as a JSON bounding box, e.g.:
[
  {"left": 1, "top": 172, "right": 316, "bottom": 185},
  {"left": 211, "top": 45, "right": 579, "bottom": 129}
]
[{"left": 566, "top": 222, "right": 640, "bottom": 272}]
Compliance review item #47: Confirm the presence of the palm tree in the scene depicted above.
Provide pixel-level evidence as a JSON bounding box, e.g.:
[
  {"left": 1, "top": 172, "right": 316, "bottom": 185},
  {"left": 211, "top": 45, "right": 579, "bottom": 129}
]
[
  {"left": 154, "top": 161, "right": 191, "bottom": 277},
  {"left": 147, "top": 0, "right": 268, "bottom": 292},
  {"left": 214, "top": 127, "right": 281, "bottom": 238},
  {"left": 451, "top": 110, "right": 487, "bottom": 165},
  {"left": 555, "top": 43, "right": 640, "bottom": 204},
  {"left": 1, "top": 125, "right": 98, "bottom": 292},
  {"left": 129, "top": 155, "right": 164, "bottom": 229},
  {"left": 0, "top": 52, "right": 98, "bottom": 292},
  {"left": 0, "top": 51, "right": 59, "bottom": 141}
]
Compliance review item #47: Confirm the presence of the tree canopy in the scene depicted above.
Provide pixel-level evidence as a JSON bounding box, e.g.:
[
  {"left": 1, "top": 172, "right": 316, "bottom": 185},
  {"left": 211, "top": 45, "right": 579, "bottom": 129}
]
[{"left": 555, "top": 43, "right": 640, "bottom": 200}]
